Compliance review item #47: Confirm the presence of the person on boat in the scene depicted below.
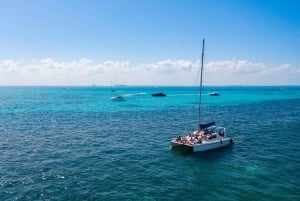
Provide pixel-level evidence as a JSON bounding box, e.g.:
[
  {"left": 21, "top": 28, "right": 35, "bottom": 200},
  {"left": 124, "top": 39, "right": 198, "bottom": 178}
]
[
  {"left": 195, "top": 136, "right": 201, "bottom": 144},
  {"left": 219, "top": 130, "right": 224, "bottom": 137},
  {"left": 176, "top": 136, "right": 182, "bottom": 142}
]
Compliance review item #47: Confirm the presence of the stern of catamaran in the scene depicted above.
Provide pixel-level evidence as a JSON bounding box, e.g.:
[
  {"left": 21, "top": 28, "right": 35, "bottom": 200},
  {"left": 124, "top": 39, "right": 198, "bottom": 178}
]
[{"left": 223, "top": 127, "right": 227, "bottom": 137}]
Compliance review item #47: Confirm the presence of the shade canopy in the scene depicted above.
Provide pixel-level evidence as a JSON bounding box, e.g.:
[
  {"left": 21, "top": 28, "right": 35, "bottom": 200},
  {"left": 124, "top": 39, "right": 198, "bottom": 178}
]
[{"left": 199, "top": 122, "right": 215, "bottom": 129}]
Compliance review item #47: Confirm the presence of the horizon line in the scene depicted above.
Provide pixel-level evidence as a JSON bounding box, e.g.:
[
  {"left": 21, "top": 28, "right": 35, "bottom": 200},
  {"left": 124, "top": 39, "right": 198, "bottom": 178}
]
[{"left": 0, "top": 84, "right": 299, "bottom": 87}]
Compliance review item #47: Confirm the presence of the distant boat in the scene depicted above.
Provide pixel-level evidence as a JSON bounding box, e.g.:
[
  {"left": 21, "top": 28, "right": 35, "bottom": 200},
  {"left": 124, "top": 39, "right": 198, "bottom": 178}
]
[
  {"left": 171, "top": 39, "right": 233, "bottom": 152},
  {"left": 110, "top": 95, "right": 125, "bottom": 101},
  {"left": 209, "top": 91, "right": 219, "bottom": 96},
  {"left": 152, "top": 92, "right": 166, "bottom": 97}
]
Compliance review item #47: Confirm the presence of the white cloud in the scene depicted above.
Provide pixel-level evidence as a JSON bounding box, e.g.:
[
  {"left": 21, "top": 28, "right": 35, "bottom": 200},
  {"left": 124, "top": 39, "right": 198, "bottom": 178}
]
[
  {"left": 143, "top": 59, "right": 199, "bottom": 73},
  {"left": 206, "top": 59, "right": 266, "bottom": 74},
  {"left": 203, "top": 60, "right": 300, "bottom": 85},
  {"left": 0, "top": 60, "right": 20, "bottom": 72},
  {"left": 0, "top": 58, "right": 299, "bottom": 86}
]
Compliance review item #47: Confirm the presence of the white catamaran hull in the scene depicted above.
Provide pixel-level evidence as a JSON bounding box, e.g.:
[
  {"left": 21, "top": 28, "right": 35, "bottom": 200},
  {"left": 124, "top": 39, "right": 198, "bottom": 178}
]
[
  {"left": 171, "top": 138, "right": 232, "bottom": 152},
  {"left": 192, "top": 138, "right": 232, "bottom": 152}
]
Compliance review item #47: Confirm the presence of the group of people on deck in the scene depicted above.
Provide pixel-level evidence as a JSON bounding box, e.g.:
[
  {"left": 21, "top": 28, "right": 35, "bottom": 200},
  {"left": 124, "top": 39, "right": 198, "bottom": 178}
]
[
  {"left": 176, "top": 134, "right": 202, "bottom": 145},
  {"left": 175, "top": 128, "right": 219, "bottom": 145}
]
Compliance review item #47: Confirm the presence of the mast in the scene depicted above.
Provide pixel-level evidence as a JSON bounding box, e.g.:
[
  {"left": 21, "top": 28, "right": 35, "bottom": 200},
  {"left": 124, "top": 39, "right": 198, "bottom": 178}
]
[{"left": 198, "top": 39, "right": 205, "bottom": 129}]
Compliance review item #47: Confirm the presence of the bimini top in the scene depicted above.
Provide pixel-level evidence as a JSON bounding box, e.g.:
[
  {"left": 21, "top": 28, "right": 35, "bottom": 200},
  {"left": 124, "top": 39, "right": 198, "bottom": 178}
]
[
  {"left": 206, "top": 125, "right": 225, "bottom": 132},
  {"left": 199, "top": 122, "right": 215, "bottom": 129}
]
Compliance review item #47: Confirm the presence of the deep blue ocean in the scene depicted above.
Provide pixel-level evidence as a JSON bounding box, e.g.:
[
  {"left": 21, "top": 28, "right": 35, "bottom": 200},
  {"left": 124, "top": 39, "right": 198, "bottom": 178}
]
[{"left": 1, "top": 86, "right": 300, "bottom": 201}]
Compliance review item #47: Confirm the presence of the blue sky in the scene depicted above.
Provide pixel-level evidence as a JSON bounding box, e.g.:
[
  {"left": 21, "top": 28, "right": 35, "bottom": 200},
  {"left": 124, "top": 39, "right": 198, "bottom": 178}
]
[{"left": 0, "top": 0, "right": 299, "bottom": 85}]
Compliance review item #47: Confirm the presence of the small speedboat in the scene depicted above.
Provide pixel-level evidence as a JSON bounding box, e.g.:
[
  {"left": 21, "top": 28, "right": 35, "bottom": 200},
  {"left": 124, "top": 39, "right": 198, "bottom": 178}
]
[
  {"left": 209, "top": 91, "right": 219, "bottom": 96},
  {"left": 152, "top": 92, "right": 166, "bottom": 97},
  {"left": 110, "top": 95, "right": 125, "bottom": 101}
]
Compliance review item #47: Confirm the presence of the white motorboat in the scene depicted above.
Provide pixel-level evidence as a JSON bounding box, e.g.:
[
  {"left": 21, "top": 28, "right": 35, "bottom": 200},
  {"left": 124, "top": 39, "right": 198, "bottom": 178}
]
[
  {"left": 110, "top": 95, "right": 125, "bottom": 101},
  {"left": 171, "top": 39, "right": 233, "bottom": 152},
  {"left": 209, "top": 91, "right": 219, "bottom": 96}
]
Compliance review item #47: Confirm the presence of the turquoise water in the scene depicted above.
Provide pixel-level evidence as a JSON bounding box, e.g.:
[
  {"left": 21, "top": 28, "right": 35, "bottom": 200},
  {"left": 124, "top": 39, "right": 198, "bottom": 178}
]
[{"left": 1, "top": 86, "right": 300, "bottom": 200}]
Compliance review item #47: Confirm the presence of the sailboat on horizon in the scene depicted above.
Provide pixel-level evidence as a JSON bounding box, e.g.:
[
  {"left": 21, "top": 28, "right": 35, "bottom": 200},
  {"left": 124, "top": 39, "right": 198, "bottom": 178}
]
[{"left": 171, "top": 39, "right": 233, "bottom": 152}]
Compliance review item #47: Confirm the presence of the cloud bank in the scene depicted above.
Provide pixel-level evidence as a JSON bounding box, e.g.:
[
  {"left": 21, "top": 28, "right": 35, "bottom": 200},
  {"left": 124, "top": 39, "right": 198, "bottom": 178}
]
[{"left": 0, "top": 58, "right": 299, "bottom": 86}]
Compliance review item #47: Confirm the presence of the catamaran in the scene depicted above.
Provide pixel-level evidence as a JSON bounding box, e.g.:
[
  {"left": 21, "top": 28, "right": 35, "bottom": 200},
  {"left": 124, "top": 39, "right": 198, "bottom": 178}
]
[{"left": 171, "top": 39, "right": 233, "bottom": 152}]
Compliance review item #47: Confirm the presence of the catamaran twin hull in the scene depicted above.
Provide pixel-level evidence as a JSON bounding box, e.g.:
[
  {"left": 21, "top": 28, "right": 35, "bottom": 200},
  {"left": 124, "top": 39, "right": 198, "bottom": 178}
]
[{"left": 171, "top": 137, "right": 233, "bottom": 152}]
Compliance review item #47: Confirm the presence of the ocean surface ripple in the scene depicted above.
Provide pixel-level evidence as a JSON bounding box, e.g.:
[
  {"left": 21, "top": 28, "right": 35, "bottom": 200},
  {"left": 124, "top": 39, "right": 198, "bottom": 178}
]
[{"left": 0, "top": 86, "right": 299, "bottom": 200}]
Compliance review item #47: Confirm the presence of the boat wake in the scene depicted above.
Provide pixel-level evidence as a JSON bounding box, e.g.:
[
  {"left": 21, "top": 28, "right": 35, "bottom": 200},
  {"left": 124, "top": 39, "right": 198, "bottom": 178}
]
[
  {"left": 167, "top": 93, "right": 211, "bottom": 97},
  {"left": 230, "top": 135, "right": 246, "bottom": 144},
  {"left": 122, "top": 92, "right": 147, "bottom": 97}
]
